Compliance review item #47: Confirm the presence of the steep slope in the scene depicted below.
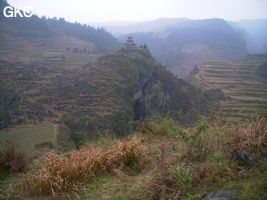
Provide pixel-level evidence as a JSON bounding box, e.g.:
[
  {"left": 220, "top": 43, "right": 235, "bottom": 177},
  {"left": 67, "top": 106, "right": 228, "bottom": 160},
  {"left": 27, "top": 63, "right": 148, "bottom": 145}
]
[
  {"left": 0, "top": 0, "right": 121, "bottom": 64},
  {"left": 0, "top": 47, "right": 215, "bottom": 145},
  {"left": 0, "top": 78, "right": 21, "bottom": 128},
  {"left": 54, "top": 48, "right": 215, "bottom": 140},
  {"left": 0, "top": 0, "right": 120, "bottom": 130},
  {"left": 192, "top": 53, "right": 267, "bottom": 121},
  {"left": 119, "top": 19, "right": 248, "bottom": 77},
  {"left": 0, "top": 1, "right": 215, "bottom": 146}
]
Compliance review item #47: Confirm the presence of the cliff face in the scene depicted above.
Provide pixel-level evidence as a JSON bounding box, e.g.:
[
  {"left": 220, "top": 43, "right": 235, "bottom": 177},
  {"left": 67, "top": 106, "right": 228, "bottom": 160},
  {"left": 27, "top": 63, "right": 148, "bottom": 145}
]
[
  {"left": 133, "top": 74, "right": 190, "bottom": 121},
  {"left": 130, "top": 51, "right": 212, "bottom": 123}
]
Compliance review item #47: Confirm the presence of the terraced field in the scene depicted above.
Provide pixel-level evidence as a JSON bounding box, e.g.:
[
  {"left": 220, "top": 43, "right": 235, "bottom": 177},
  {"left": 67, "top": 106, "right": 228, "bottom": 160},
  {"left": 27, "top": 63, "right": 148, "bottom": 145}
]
[
  {"left": 193, "top": 53, "right": 267, "bottom": 121},
  {"left": 0, "top": 33, "right": 98, "bottom": 69},
  {"left": 0, "top": 32, "right": 100, "bottom": 126}
]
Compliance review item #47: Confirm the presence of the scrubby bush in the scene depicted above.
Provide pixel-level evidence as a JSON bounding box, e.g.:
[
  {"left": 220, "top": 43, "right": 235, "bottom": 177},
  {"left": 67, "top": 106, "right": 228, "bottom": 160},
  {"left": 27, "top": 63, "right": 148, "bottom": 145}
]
[
  {"left": 170, "top": 163, "right": 195, "bottom": 193},
  {"left": 0, "top": 143, "right": 27, "bottom": 173},
  {"left": 139, "top": 117, "right": 184, "bottom": 136},
  {"left": 229, "top": 117, "right": 267, "bottom": 155},
  {"left": 176, "top": 119, "right": 211, "bottom": 160}
]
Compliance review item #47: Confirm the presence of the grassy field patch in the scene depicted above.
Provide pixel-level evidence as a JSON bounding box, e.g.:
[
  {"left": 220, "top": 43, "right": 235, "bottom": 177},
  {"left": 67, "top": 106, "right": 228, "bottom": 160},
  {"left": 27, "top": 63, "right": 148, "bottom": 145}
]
[{"left": 0, "top": 124, "right": 56, "bottom": 153}]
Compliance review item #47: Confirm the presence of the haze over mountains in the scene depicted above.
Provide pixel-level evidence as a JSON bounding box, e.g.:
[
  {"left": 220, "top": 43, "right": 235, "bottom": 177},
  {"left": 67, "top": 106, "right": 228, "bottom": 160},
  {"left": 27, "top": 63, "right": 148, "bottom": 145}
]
[
  {"left": 0, "top": 0, "right": 267, "bottom": 199},
  {"left": 2, "top": 0, "right": 266, "bottom": 78},
  {"left": 236, "top": 19, "right": 267, "bottom": 52},
  {"left": 0, "top": 0, "right": 121, "bottom": 57},
  {"left": 93, "top": 18, "right": 267, "bottom": 77},
  {"left": 0, "top": 0, "right": 215, "bottom": 138},
  {"left": 0, "top": 0, "right": 266, "bottom": 130},
  {"left": 0, "top": 0, "right": 266, "bottom": 133}
]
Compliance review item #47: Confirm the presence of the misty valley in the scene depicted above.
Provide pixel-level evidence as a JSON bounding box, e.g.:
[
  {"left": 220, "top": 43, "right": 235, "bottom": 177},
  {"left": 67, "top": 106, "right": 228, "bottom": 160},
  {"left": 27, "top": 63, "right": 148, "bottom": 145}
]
[{"left": 0, "top": 0, "right": 266, "bottom": 199}]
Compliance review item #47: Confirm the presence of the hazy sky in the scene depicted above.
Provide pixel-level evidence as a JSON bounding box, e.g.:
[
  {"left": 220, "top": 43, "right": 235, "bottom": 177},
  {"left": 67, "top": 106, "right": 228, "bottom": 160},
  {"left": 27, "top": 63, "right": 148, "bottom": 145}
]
[{"left": 7, "top": 0, "right": 267, "bottom": 23}]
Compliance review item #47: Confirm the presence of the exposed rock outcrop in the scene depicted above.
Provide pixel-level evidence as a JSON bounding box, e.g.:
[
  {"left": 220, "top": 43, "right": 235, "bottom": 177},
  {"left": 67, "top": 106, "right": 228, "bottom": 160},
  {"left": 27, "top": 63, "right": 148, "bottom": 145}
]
[
  {"left": 232, "top": 148, "right": 261, "bottom": 167},
  {"left": 202, "top": 189, "right": 239, "bottom": 200}
]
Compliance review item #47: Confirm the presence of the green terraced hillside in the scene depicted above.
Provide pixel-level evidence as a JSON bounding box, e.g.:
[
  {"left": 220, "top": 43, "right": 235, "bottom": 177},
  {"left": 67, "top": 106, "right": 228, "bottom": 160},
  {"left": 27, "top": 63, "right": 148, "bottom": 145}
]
[{"left": 193, "top": 53, "right": 267, "bottom": 121}]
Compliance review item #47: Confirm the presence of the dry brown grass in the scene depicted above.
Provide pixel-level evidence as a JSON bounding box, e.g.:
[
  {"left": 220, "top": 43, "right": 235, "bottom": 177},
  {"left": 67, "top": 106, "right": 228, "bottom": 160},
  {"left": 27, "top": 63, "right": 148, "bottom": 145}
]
[
  {"left": 22, "top": 137, "right": 146, "bottom": 195},
  {"left": 0, "top": 189, "right": 5, "bottom": 199},
  {"left": 229, "top": 117, "right": 267, "bottom": 155}
]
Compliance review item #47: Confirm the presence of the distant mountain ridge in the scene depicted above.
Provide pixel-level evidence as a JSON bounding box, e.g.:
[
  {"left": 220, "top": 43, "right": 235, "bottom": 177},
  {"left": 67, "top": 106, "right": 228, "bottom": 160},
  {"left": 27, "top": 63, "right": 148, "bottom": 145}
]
[
  {"left": 117, "top": 18, "right": 249, "bottom": 77},
  {"left": 235, "top": 19, "right": 267, "bottom": 52},
  {"left": 91, "top": 18, "right": 189, "bottom": 35},
  {"left": 95, "top": 17, "right": 267, "bottom": 78},
  {"left": 94, "top": 18, "right": 267, "bottom": 54}
]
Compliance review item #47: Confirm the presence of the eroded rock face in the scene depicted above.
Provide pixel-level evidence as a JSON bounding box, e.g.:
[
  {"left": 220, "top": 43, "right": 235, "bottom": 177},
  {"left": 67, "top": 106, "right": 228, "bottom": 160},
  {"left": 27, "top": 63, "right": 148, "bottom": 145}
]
[
  {"left": 202, "top": 189, "right": 239, "bottom": 200},
  {"left": 133, "top": 75, "right": 171, "bottom": 120},
  {"left": 232, "top": 148, "right": 261, "bottom": 167}
]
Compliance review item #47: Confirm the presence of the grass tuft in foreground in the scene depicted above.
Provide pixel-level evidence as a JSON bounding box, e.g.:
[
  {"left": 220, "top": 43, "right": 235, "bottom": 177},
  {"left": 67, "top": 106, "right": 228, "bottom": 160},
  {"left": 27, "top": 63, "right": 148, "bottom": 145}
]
[
  {"left": 22, "top": 137, "right": 146, "bottom": 195},
  {"left": 229, "top": 117, "right": 267, "bottom": 156}
]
